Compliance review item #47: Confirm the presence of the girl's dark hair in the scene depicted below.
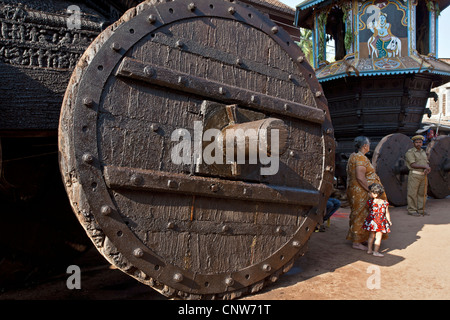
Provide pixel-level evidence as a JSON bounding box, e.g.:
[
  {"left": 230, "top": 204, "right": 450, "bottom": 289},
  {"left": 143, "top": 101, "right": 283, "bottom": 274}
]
[
  {"left": 354, "top": 136, "right": 370, "bottom": 152},
  {"left": 369, "top": 183, "right": 384, "bottom": 196}
]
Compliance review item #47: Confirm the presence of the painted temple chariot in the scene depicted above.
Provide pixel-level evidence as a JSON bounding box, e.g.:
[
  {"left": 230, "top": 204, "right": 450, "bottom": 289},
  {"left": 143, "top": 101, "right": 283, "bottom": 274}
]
[{"left": 294, "top": 0, "right": 450, "bottom": 203}]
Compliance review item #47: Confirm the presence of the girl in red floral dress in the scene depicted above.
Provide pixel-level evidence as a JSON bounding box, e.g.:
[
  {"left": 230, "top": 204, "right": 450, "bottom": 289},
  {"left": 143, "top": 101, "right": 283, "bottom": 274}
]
[{"left": 363, "top": 183, "right": 392, "bottom": 257}]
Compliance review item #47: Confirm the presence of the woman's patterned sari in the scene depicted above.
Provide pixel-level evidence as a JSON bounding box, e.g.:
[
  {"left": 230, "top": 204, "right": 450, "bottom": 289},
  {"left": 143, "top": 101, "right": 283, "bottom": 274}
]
[{"left": 346, "top": 152, "right": 386, "bottom": 242}]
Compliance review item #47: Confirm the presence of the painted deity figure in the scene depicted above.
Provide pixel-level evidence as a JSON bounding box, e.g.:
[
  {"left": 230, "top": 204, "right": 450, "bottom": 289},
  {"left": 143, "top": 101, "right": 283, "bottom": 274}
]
[{"left": 367, "top": 12, "right": 401, "bottom": 58}]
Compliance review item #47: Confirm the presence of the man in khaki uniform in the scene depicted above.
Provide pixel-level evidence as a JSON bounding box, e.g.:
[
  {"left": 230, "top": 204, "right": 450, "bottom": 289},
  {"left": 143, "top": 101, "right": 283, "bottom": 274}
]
[{"left": 405, "top": 135, "right": 431, "bottom": 216}]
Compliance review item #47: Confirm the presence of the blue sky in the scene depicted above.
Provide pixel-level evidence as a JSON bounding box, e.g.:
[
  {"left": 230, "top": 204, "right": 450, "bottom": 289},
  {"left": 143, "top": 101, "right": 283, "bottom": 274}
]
[{"left": 279, "top": 0, "right": 450, "bottom": 58}]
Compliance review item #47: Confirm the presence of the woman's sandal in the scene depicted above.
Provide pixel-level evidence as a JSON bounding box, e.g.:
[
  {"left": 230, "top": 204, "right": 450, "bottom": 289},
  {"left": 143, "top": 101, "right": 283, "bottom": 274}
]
[
  {"left": 372, "top": 252, "right": 384, "bottom": 257},
  {"left": 352, "top": 243, "right": 368, "bottom": 251}
]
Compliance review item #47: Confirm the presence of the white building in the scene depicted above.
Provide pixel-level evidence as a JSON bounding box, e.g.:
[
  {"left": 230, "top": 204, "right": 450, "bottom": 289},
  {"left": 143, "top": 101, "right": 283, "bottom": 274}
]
[{"left": 424, "top": 63, "right": 450, "bottom": 135}]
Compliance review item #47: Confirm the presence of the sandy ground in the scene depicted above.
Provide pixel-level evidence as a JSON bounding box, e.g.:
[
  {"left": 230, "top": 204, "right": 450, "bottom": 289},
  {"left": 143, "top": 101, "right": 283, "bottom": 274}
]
[
  {"left": 2, "top": 196, "right": 449, "bottom": 300},
  {"left": 245, "top": 196, "right": 450, "bottom": 300}
]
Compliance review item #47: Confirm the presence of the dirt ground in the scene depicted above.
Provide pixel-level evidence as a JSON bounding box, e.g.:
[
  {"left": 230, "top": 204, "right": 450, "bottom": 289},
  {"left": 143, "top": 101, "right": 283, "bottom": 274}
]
[
  {"left": 245, "top": 196, "right": 450, "bottom": 300},
  {"left": 2, "top": 196, "right": 449, "bottom": 300}
]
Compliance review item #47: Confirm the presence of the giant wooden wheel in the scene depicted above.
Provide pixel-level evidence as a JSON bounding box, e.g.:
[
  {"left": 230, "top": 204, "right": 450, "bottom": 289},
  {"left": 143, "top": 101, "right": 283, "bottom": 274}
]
[
  {"left": 58, "top": 0, "right": 334, "bottom": 299},
  {"left": 427, "top": 136, "right": 450, "bottom": 199},
  {"left": 372, "top": 133, "right": 413, "bottom": 206}
]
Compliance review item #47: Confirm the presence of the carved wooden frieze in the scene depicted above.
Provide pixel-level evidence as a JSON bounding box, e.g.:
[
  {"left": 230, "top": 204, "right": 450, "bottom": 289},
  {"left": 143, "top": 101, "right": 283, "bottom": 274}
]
[
  {"left": 0, "top": 1, "right": 127, "bottom": 132},
  {"left": 0, "top": 1, "right": 104, "bottom": 70}
]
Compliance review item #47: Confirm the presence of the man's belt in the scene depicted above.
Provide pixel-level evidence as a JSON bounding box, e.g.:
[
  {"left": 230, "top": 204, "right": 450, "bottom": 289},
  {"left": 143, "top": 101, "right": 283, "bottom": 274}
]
[{"left": 411, "top": 170, "right": 425, "bottom": 175}]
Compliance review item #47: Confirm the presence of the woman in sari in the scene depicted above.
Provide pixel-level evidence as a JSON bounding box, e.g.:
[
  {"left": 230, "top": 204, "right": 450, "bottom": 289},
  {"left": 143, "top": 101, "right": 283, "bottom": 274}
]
[{"left": 346, "top": 136, "right": 386, "bottom": 250}]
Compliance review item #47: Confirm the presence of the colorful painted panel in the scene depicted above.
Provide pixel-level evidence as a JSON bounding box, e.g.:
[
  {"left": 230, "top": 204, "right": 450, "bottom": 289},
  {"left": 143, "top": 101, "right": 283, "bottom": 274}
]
[{"left": 359, "top": 0, "right": 408, "bottom": 61}]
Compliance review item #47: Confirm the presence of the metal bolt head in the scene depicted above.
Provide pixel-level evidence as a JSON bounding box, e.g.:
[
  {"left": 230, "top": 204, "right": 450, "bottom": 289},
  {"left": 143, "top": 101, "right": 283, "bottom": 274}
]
[
  {"left": 173, "top": 273, "right": 184, "bottom": 283},
  {"left": 297, "top": 56, "right": 304, "bottom": 63},
  {"left": 262, "top": 264, "right": 272, "bottom": 272},
  {"left": 176, "top": 40, "right": 183, "bottom": 48},
  {"left": 271, "top": 26, "right": 279, "bottom": 34},
  {"left": 150, "top": 123, "right": 159, "bottom": 132},
  {"left": 228, "top": 7, "right": 236, "bottom": 15},
  {"left": 130, "top": 174, "right": 143, "bottom": 186},
  {"left": 292, "top": 240, "right": 301, "bottom": 248},
  {"left": 187, "top": 2, "right": 196, "bottom": 11},
  {"left": 168, "top": 180, "right": 178, "bottom": 189},
  {"left": 177, "top": 76, "right": 187, "bottom": 86},
  {"left": 101, "top": 205, "right": 112, "bottom": 216},
  {"left": 82, "top": 153, "right": 94, "bottom": 164},
  {"left": 167, "top": 221, "right": 175, "bottom": 229},
  {"left": 148, "top": 14, "right": 156, "bottom": 24},
  {"left": 315, "top": 91, "right": 322, "bottom": 98},
  {"left": 225, "top": 277, "right": 234, "bottom": 286},
  {"left": 111, "top": 42, "right": 121, "bottom": 51},
  {"left": 143, "top": 66, "right": 154, "bottom": 77},
  {"left": 276, "top": 226, "right": 283, "bottom": 234},
  {"left": 210, "top": 184, "right": 219, "bottom": 192},
  {"left": 83, "top": 97, "right": 94, "bottom": 108},
  {"left": 133, "top": 248, "right": 144, "bottom": 258}
]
